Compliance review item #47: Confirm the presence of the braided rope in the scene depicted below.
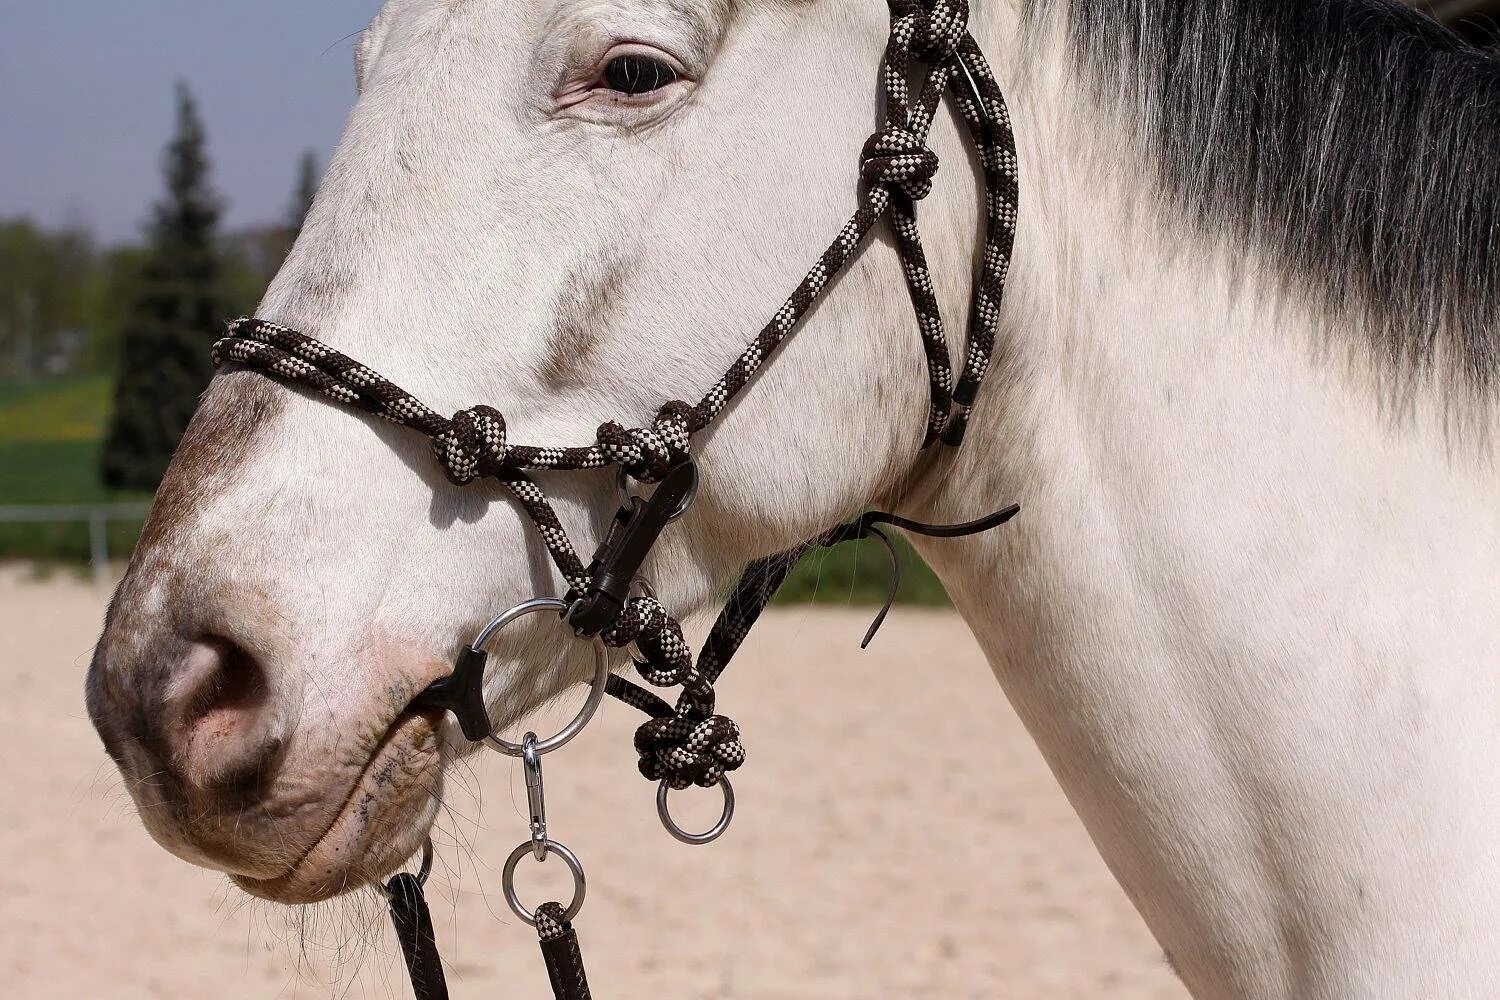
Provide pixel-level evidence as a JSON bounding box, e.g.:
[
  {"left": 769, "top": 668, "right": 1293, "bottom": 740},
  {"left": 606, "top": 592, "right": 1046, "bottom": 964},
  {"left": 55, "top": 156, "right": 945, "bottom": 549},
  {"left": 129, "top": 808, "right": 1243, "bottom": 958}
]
[
  {"left": 212, "top": 0, "right": 1013, "bottom": 479},
  {"left": 534, "top": 901, "right": 592, "bottom": 999},
  {"left": 534, "top": 903, "right": 570, "bottom": 943},
  {"left": 208, "top": 0, "right": 1017, "bottom": 791}
]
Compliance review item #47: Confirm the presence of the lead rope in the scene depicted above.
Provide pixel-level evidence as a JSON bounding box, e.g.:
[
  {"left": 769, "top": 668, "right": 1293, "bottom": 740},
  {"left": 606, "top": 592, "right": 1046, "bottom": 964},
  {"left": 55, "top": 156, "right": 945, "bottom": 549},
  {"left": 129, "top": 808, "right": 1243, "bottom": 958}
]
[
  {"left": 535, "top": 904, "right": 591, "bottom": 1000},
  {"left": 212, "top": 2, "right": 1016, "bottom": 996},
  {"left": 387, "top": 888, "right": 592, "bottom": 1000},
  {"left": 385, "top": 889, "right": 591, "bottom": 1000},
  {"left": 382, "top": 501, "right": 1017, "bottom": 1000}
]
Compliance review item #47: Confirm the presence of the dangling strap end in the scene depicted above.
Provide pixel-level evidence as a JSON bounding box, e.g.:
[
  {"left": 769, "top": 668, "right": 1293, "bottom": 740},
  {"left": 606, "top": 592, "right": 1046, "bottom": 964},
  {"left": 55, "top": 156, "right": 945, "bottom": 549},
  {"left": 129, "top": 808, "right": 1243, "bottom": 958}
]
[
  {"left": 861, "top": 503, "right": 1021, "bottom": 539},
  {"left": 827, "top": 502, "right": 1022, "bottom": 649},
  {"left": 861, "top": 603, "right": 894, "bottom": 650},
  {"left": 858, "top": 525, "right": 901, "bottom": 649},
  {"left": 387, "top": 872, "right": 449, "bottom": 1000}
]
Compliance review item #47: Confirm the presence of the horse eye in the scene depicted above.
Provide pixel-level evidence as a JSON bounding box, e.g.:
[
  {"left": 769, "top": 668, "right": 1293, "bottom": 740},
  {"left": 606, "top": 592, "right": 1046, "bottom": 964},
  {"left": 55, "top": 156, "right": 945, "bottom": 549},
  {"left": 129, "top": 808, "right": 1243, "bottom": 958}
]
[{"left": 602, "top": 53, "right": 678, "bottom": 95}]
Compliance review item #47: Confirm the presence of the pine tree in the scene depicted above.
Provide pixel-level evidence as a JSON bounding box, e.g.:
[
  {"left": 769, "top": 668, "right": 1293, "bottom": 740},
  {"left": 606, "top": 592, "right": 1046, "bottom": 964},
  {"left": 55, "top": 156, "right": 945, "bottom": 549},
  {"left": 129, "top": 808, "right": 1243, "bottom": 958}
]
[
  {"left": 101, "top": 82, "right": 224, "bottom": 490},
  {"left": 287, "top": 149, "right": 319, "bottom": 240}
]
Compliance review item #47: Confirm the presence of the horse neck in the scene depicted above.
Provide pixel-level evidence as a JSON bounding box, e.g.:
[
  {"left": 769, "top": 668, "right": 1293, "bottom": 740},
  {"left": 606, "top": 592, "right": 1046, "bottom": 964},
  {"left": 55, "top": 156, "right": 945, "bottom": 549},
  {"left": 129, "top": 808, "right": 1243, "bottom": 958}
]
[{"left": 905, "top": 7, "right": 1500, "bottom": 997}]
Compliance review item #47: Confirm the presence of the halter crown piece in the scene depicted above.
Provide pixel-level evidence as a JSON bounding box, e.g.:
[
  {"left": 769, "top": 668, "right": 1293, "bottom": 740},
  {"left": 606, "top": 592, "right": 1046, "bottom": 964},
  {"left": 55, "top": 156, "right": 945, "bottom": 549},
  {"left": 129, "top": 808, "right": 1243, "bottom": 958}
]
[{"left": 211, "top": 2, "right": 1018, "bottom": 996}]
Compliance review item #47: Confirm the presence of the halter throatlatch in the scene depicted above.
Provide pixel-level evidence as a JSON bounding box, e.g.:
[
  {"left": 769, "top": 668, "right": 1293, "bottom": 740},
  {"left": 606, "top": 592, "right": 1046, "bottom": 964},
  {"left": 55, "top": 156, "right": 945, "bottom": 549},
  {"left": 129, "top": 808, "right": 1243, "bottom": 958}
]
[{"left": 212, "top": 2, "right": 1016, "bottom": 996}]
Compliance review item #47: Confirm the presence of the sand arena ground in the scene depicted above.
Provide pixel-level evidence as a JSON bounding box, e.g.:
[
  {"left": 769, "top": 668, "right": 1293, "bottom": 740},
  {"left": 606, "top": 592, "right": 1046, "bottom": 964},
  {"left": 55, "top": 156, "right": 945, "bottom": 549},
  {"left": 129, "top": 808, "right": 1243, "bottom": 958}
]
[{"left": 1, "top": 572, "right": 1186, "bottom": 999}]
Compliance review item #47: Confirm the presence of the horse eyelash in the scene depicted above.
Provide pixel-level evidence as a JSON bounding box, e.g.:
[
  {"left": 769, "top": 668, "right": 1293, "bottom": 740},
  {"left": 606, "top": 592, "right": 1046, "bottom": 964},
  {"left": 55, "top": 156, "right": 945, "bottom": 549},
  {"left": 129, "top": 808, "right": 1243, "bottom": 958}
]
[{"left": 601, "top": 53, "right": 679, "bottom": 95}]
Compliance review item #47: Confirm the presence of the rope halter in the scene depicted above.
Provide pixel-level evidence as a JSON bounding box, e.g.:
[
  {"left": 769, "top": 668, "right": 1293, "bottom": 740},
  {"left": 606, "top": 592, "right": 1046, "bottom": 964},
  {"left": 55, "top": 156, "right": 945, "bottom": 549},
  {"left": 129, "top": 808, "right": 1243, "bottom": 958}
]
[{"left": 209, "top": 0, "right": 1019, "bottom": 796}]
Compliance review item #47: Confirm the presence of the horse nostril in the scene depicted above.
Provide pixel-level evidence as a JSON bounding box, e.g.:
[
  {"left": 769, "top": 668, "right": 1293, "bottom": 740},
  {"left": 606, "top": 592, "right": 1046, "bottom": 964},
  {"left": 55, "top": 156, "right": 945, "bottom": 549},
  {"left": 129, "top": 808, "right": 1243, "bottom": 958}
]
[{"left": 167, "top": 637, "right": 284, "bottom": 795}]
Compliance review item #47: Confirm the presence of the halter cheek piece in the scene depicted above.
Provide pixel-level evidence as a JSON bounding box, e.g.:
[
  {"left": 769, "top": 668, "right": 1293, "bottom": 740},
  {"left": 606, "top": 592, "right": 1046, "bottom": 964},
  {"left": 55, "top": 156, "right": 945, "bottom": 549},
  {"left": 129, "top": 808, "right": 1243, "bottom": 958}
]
[{"left": 211, "top": 2, "right": 1018, "bottom": 996}]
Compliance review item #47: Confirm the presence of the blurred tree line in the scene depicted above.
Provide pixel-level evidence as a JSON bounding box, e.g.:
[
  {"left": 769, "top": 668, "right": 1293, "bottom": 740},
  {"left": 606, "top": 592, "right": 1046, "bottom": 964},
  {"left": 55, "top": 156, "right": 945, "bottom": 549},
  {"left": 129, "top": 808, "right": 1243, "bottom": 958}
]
[
  {"left": 4, "top": 0, "right": 1493, "bottom": 489},
  {"left": 0, "top": 83, "right": 318, "bottom": 484},
  {"left": 0, "top": 219, "right": 128, "bottom": 377},
  {"left": 0, "top": 2, "right": 1492, "bottom": 577}
]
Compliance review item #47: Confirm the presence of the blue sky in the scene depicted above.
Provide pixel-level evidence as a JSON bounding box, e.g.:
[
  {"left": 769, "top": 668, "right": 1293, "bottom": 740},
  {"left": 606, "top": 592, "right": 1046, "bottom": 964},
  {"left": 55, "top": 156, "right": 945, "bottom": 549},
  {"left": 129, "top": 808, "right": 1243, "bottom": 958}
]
[{"left": 0, "top": 0, "right": 383, "bottom": 243}]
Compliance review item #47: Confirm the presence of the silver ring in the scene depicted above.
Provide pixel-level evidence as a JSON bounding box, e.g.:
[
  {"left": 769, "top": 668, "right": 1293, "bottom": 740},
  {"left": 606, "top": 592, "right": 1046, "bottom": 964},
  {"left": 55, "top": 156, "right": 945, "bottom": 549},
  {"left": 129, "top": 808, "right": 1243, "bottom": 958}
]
[
  {"left": 379, "top": 838, "right": 434, "bottom": 900},
  {"left": 502, "top": 839, "right": 586, "bottom": 926},
  {"left": 617, "top": 465, "right": 699, "bottom": 523},
  {"left": 656, "top": 777, "right": 735, "bottom": 846},
  {"left": 474, "top": 598, "right": 610, "bottom": 757}
]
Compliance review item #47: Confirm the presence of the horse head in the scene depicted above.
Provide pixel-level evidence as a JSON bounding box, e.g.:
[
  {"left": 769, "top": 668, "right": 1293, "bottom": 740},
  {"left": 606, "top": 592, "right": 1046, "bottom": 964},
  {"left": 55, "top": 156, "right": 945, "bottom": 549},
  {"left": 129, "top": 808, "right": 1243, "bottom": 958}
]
[{"left": 86, "top": 0, "right": 995, "bottom": 904}]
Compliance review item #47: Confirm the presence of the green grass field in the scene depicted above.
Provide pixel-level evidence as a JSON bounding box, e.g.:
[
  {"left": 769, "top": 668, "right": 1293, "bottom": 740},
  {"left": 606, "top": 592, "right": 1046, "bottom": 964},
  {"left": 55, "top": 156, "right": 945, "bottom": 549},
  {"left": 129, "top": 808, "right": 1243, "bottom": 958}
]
[
  {"left": 0, "top": 374, "right": 146, "bottom": 562},
  {"left": 0, "top": 374, "right": 946, "bottom": 604},
  {"left": 772, "top": 532, "right": 949, "bottom": 607}
]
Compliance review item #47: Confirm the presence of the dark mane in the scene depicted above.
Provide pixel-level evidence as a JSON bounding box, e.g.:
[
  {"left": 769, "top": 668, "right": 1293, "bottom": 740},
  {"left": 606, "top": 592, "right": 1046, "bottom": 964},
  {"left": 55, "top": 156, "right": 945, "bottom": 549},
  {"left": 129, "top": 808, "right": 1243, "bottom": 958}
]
[{"left": 1047, "top": 0, "right": 1500, "bottom": 395}]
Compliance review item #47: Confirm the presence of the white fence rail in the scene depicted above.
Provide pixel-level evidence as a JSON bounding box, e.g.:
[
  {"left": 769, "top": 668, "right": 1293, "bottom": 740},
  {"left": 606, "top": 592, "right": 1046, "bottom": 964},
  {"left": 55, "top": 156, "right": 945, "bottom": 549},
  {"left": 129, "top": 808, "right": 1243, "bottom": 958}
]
[{"left": 0, "top": 503, "right": 151, "bottom": 586}]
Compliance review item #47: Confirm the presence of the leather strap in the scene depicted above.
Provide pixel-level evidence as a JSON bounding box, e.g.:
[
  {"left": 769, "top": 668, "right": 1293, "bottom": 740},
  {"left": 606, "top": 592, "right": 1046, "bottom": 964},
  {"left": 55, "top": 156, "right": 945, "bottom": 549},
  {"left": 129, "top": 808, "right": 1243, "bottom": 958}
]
[
  {"left": 386, "top": 873, "right": 449, "bottom": 1000},
  {"left": 536, "top": 902, "right": 593, "bottom": 1000}
]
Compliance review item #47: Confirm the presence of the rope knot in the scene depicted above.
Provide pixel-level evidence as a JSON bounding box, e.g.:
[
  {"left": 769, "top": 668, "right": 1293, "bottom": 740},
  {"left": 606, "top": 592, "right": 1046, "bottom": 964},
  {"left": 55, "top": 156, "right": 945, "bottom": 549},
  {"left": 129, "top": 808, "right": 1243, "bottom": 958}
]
[
  {"left": 906, "top": 0, "right": 969, "bottom": 61},
  {"left": 601, "top": 595, "right": 670, "bottom": 649},
  {"left": 634, "top": 713, "right": 745, "bottom": 789},
  {"left": 434, "top": 405, "right": 509, "bottom": 485},
  {"left": 861, "top": 128, "right": 941, "bottom": 201},
  {"left": 604, "top": 596, "right": 742, "bottom": 788},
  {"left": 596, "top": 402, "right": 692, "bottom": 483}
]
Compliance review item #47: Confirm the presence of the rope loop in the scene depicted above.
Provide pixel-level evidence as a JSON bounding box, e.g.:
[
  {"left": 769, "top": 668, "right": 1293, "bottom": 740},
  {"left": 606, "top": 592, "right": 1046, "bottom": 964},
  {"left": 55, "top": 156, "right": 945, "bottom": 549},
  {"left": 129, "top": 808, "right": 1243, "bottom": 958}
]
[
  {"left": 861, "top": 128, "right": 942, "bottom": 201},
  {"left": 602, "top": 596, "right": 743, "bottom": 788},
  {"left": 435, "top": 405, "right": 509, "bottom": 485},
  {"left": 602, "top": 598, "right": 708, "bottom": 706},
  {"left": 600, "top": 595, "right": 669, "bottom": 648}
]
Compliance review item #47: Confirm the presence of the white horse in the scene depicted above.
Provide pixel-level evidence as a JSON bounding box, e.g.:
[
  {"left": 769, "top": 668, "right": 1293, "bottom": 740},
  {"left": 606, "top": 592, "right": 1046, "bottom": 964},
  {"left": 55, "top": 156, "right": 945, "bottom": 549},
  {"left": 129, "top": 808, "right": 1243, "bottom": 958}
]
[{"left": 87, "top": 1, "right": 1500, "bottom": 997}]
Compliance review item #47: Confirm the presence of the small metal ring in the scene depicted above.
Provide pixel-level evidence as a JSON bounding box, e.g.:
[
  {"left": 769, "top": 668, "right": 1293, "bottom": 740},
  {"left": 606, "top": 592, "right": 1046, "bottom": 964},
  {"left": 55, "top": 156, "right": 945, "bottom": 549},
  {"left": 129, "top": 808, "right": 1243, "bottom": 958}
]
[
  {"left": 379, "top": 838, "right": 434, "bottom": 900},
  {"left": 656, "top": 777, "right": 735, "bottom": 846},
  {"left": 474, "top": 598, "right": 610, "bottom": 758},
  {"left": 502, "top": 839, "right": 587, "bottom": 926},
  {"left": 617, "top": 463, "right": 699, "bottom": 523}
]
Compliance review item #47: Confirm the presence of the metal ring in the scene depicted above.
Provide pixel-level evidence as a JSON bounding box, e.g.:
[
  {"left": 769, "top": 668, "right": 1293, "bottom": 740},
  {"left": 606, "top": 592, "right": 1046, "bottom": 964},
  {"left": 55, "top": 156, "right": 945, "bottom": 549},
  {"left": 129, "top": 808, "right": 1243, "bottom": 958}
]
[
  {"left": 379, "top": 838, "right": 434, "bottom": 900},
  {"left": 617, "top": 463, "right": 699, "bottom": 523},
  {"left": 502, "top": 839, "right": 587, "bottom": 926},
  {"left": 656, "top": 777, "right": 735, "bottom": 846},
  {"left": 474, "top": 598, "right": 610, "bottom": 757}
]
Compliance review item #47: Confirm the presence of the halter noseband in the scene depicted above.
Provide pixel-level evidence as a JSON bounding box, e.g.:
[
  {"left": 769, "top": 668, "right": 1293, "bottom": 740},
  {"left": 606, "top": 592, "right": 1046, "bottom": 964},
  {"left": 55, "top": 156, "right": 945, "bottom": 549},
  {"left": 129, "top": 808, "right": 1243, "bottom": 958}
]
[{"left": 211, "top": 2, "right": 1018, "bottom": 995}]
